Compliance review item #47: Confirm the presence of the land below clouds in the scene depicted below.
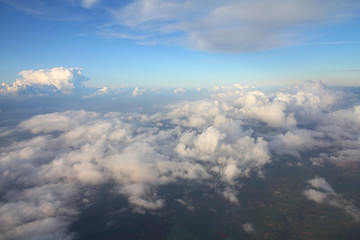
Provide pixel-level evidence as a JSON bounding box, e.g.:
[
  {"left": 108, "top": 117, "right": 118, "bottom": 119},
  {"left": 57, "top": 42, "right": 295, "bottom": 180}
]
[{"left": 0, "top": 80, "right": 360, "bottom": 240}]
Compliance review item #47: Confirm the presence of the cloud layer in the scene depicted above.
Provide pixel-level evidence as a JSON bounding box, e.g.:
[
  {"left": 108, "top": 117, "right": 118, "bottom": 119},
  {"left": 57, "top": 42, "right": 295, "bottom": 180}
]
[{"left": 0, "top": 78, "right": 360, "bottom": 239}]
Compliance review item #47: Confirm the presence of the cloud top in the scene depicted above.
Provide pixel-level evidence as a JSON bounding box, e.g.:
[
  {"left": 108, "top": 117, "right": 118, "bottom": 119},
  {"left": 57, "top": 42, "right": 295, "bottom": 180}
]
[
  {"left": 0, "top": 67, "right": 85, "bottom": 95},
  {"left": 1, "top": 79, "right": 360, "bottom": 239}
]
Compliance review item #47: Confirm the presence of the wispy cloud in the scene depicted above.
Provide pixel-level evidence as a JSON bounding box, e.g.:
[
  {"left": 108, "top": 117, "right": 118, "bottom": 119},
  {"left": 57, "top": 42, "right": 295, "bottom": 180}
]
[
  {"left": 3, "top": 0, "right": 359, "bottom": 52},
  {"left": 311, "top": 41, "right": 356, "bottom": 45},
  {"left": 105, "top": 0, "right": 360, "bottom": 52},
  {"left": 81, "top": 0, "right": 100, "bottom": 8},
  {"left": 304, "top": 177, "right": 360, "bottom": 221},
  {"left": 0, "top": 0, "right": 93, "bottom": 21}
]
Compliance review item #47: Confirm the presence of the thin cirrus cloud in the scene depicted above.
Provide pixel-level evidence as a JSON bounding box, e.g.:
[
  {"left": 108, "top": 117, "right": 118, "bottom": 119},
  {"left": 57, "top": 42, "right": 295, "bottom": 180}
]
[
  {"left": 81, "top": 0, "right": 100, "bottom": 8},
  {"left": 2, "top": 0, "right": 359, "bottom": 53},
  {"left": 1, "top": 67, "right": 360, "bottom": 239},
  {"left": 0, "top": 0, "right": 98, "bottom": 21},
  {"left": 107, "top": 0, "right": 359, "bottom": 52}
]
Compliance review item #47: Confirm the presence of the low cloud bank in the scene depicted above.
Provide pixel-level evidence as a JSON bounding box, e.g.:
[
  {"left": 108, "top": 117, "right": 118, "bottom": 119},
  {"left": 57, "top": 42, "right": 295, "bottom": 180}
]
[{"left": 0, "top": 79, "right": 359, "bottom": 239}]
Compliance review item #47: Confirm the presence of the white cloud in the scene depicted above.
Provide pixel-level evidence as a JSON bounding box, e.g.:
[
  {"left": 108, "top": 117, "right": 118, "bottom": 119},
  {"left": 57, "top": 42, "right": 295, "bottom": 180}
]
[
  {"left": 308, "top": 177, "right": 336, "bottom": 194},
  {"left": 81, "top": 0, "right": 99, "bottom": 8},
  {"left": 304, "top": 177, "right": 360, "bottom": 221},
  {"left": 1, "top": 79, "right": 360, "bottom": 239},
  {"left": 174, "top": 88, "right": 186, "bottom": 94},
  {"left": 222, "top": 186, "right": 239, "bottom": 204},
  {"left": 243, "top": 222, "right": 255, "bottom": 234},
  {"left": 106, "top": 0, "right": 359, "bottom": 52},
  {"left": 0, "top": 67, "right": 86, "bottom": 95},
  {"left": 304, "top": 189, "right": 328, "bottom": 204},
  {"left": 83, "top": 86, "right": 108, "bottom": 98},
  {"left": 120, "top": 184, "right": 164, "bottom": 212},
  {"left": 132, "top": 87, "right": 145, "bottom": 97},
  {"left": 0, "top": 103, "right": 273, "bottom": 238},
  {"left": 270, "top": 129, "right": 328, "bottom": 158},
  {"left": 3, "top": 0, "right": 358, "bottom": 52}
]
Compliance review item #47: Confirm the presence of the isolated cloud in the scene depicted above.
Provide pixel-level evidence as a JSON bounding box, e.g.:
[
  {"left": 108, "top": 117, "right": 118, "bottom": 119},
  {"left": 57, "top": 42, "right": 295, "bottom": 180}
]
[
  {"left": 174, "top": 88, "right": 186, "bottom": 94},
  {"left": 132, "top": 87, "right": 145, "bottom": 97},
  {"left": 304, "top": 177, "right": 360, "bottom": 221},
  {"left": 0, "top": 67, "right": 86, "bottom": 95},
  {"left": 222, "top": 186, "right": 239, "bottom": 204},
  {"left": 243, "top": 222, "right": 255, "bottom": 234}
]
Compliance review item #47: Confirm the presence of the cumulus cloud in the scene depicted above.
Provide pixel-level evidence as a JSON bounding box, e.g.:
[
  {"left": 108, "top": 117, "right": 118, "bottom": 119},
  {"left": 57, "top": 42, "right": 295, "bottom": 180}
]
[
  {"left": 1, "top": 79, "right": 360, "bottom": 239},
  {"left": 0, "top": 105, "right": 272, "bottom": 238},
  {"left": 222, "top": 186, "right": 239, "bottom": 204},
  {"left": 0, "top": 67, "right": 86, "bottom": 95},
  {"left": 270, "top": 129, "right": 328, "bottom": 158},
  {"left": 107, "top": 0, "right": 359, "bottom": 52},
  {"left": 174, "top": 88, "right": 186, "bottom": 94},
  {"left": 243, "top": 222, "right": 255, "bottom": 234},
  {"left": 83, "top": 86, "right": 108, "bottom": 98},
  {"left": 132, "top": 87, "right": 145, "bottom": 97},
  {"left": 304, "top": 177, "right": 360, "bottom": 221}
]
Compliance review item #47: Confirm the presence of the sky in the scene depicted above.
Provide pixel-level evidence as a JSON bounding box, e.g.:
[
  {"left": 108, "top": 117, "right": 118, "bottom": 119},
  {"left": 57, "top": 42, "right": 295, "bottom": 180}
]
[
  {"left": 0, "top": 2, "right": 360, "bottom": 239},
  {"left": 0, "top": 0, "right": 360, "bottom": 89}
]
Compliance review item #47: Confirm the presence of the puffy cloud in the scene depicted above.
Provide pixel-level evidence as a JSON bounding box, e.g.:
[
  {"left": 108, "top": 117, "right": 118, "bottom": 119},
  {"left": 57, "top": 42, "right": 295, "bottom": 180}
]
[
  {"left": 132, "top": 87, "right": 145, "bottom": 97},
  {"left": 308, "top": 177, "right": 336, "bottom": 194},
  {"left": 243, "top": 222, "right": 255, "bottom": 234},
  {"left": 1, "top": 79, "right": 360, "bottom": 239},
  {"left": 222, "top": 186, "right": 239, "bottom": 204},
  {"left": 309, "top": 104, "right": 360, "bottom": 165},
  {"left": 83, "top": 86, "right": 108, "bottom": 98},
  {"left": 120, "top": 184, "right": 165, "bottom": 212},
  {"left": 304, "top": 177, "right": 360, "bottom": 221},
  {"left": 0, "top": 104, "right": 272, "bottom": 238},
  {"left": 174, "top": 88, "right": 186, "bottom": 94},
  {"left": 270, "top": 129, "right": 328, "bottom": 158},
  {"left": 0, "top": 182, "right": 78, "bottom": 240},
  {"left": 0, "top": 67, "right": 86, "bottom": 95}
]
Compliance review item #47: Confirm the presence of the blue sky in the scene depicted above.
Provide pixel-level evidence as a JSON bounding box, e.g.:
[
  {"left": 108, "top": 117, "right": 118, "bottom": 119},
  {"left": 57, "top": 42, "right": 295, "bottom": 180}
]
[{"left": 0, "top": 0, "right": 360, "bottom": 88}]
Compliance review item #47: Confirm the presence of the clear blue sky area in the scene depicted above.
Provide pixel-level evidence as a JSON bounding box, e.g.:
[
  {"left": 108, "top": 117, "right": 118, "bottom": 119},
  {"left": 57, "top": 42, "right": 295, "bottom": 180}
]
[{"left": 1, "top": 0, "right": 359, "bottom": 88}]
